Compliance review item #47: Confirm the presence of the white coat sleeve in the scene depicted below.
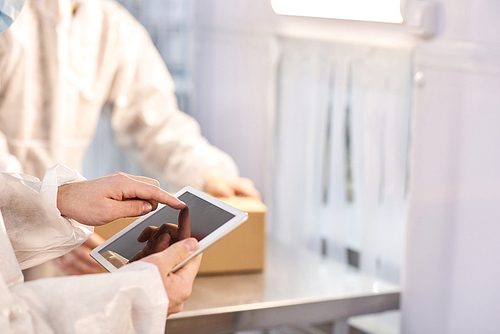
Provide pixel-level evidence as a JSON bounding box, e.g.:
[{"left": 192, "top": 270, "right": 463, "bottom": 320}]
[
  {"left": 0, "top": 130, "right": 23, "bottom": 173},
  {"left": 106, "top": 5, "right": 239, "bottom": 191},
  {"left": 0, "top": 33, "right": 24, "bottom": 175},
  {"left": 0, "top": 249, "right": 169, "bottom": 334},
  {"left": 0, "top": 164, "right": 93, "bottom": 269}
]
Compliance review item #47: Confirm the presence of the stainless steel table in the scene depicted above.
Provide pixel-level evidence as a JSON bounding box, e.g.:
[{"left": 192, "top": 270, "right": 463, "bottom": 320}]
[{"left": 166, "top": 239, "right": 400, "bottom": 334}]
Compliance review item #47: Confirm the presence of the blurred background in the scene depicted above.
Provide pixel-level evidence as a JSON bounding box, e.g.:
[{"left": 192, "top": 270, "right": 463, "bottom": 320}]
[{"left": 82, "top": 1, "right": 500, "bottom": 333}]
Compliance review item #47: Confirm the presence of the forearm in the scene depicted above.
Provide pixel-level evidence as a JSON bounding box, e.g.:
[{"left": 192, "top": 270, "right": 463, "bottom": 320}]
[{"left": 0, "top": 131, "right": 23, "bottom": 173}]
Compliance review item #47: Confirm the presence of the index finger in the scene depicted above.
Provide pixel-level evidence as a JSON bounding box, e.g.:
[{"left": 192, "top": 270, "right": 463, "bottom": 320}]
[
  {"left": 127, "top": 176, "right": 161, "bottom": 209},
  {"left": 177, "top": 207, "right": 191, "bottom": 240},
  {"left": 127, "top": 175, "right": 160, "bottom": 187},
  {"left": 120, "top": 176, "right": 186, "bottom": 210}
]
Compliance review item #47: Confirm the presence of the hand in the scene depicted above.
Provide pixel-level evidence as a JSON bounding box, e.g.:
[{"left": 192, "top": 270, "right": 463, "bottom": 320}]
[
  {"left": 141, "top": 238, "right": 202, "bottom": 316},
  {"left": 57, "top": 172, "right": 186, "bottom": 226},
  {"left": 204, "top": 175, "right": 261, "bottom": 199},
  {"left": 54, "top": 233, "right": 105, "bottom": 275},
  {"left": 129, "top": 207, "right": 191, "bottom": 262}
]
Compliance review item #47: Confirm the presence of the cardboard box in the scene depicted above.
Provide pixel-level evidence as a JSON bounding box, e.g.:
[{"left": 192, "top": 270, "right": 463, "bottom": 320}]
[
  {"left": 198, "top": 196, "right": 266, "bottom": 274},
  {"left": 94, "top": 196, "right": 266, "bottom": 275}
]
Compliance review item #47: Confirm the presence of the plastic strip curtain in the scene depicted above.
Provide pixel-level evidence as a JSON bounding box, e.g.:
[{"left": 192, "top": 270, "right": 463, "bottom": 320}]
[{"left": 270, "top": 38, "right": 412, "bottom": 284}]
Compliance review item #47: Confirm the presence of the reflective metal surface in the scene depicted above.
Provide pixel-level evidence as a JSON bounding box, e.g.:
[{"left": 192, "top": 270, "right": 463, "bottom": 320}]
[{"left": 166, "top": 239, "right": 400, "bottom": 333}]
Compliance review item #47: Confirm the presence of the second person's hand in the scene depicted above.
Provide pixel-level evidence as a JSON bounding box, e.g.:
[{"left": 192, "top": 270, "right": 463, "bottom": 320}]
[
  {"left": 204, "top": 175, "right": 261, "bottom": 199},
  {"left": 54, "top": 233, "right": 105, "bottom": 275}
]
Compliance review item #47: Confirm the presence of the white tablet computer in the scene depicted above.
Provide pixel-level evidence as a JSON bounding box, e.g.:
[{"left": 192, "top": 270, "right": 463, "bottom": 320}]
[{"left": 90, "top": 186, "right": 248, "bottom": 273}]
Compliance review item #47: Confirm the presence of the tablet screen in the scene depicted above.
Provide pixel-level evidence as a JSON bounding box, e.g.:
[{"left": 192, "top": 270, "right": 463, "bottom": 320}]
[{"left": 97, "top": 191, "right": 236, "bottom": 268}]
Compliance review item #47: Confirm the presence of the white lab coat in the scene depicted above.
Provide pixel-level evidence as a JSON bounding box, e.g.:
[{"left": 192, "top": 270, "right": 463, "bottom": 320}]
[
  {"left": 0, "top": 164, "right": 169, "bottom": 333},
  {"left": 0, "top": 0, "right": 239, "bottom": 190}
]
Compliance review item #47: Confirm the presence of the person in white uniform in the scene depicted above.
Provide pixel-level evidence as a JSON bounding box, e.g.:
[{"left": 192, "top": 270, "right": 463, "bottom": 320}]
[
  {"left": 0, "top": 0, "right": 260, "bottom": 276},
  {"left": 0, "top": 3, "right": 201, "bottom": 332},
  {"left": 0, "top": 165, "right": 202, "bottom": 333},
  {"left": 0, "top": 0, "right": 259, "bottom": 196}
]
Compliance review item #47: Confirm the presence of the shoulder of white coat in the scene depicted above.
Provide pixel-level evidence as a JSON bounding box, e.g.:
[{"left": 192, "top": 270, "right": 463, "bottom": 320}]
[
  {"left": 99, "top": 0, "right": 154, "bottom": 48},
  {"left": 0, "top": 0, "right": 30, "bottom": 63}
]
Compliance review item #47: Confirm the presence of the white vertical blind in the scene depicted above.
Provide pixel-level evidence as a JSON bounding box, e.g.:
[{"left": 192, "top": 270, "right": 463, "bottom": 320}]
[{"left": 270, "top": 38, "right": 412, "bottom": 283}]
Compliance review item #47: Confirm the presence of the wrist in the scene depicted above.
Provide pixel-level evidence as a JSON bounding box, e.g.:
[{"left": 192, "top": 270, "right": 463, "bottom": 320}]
[{"left": 57, "top": 183, "right": 72, "bottom": 217}]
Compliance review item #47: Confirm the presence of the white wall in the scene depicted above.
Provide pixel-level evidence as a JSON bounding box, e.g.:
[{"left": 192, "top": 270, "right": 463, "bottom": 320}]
[{"left": 402, "top": 1, "right": 500, "bottom": 333}]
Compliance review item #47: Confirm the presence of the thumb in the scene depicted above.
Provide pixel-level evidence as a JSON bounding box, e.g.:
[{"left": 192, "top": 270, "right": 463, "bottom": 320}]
[{"left": 159, "top": 238, "right": 198, "bottom": 270}]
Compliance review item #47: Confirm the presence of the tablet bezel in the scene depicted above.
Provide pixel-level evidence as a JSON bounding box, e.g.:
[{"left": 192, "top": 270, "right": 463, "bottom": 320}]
[{"left": 90, "top": 186, "right": 248, "bottom": 273}]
